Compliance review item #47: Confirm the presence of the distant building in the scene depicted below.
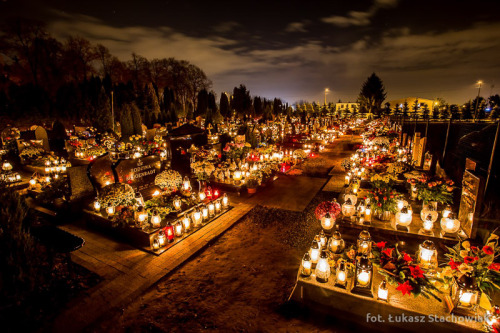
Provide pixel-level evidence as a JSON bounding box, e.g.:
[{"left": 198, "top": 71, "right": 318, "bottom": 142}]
[{"left": 335, "top": 102, "right": 359, "bottom": 112}]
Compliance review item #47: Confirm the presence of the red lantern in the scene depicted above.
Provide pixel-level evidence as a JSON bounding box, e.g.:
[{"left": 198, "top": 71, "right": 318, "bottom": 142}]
[
  {"left": 213, "top": 189, "right": 219, "bottom": 198},
  {"left": 164, "top": 223, "right": 175, "bottom": 242}
]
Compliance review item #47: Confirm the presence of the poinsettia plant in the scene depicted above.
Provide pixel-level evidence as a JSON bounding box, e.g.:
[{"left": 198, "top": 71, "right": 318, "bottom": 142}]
[
  {"left": 371, "top": 241, "right": 442, "bottom": 300},
  {"left": 314, "top": 200, "right": 341, "bottom": 220},
  {"left": 442, "top": 232, "right": 500, "bottom": 298}
]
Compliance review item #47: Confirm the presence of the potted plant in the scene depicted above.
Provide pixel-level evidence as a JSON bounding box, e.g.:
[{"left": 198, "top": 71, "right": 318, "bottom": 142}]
[{"left": 246, "top": 176, "right": 260, "bottom": 194}]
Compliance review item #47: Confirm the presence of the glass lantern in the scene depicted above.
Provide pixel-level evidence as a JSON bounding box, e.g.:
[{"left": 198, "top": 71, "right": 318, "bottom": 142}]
[
  {"left": 440, "top": 212, "right": 460, "bottom": 236},
  {"left": 208, "top": 202, "right": 215, "bottom": 217},
  {"left": 335, "top": 261, "right": 348, "bottom": 289},
  {"left": 420, "top": 213, "right": 434, "bottom": 234},
  {"left": 321, "top": 212, "right": 335, "bottom": 233},
  {"left": 420, "top": 204, "right": 438, "bottom": 223},
  {"left": 173, "top": 196, "right": 182, "bottom": 211},
  {"left": 378, "top": 280, "right": 388, "bottom": 302},
  {"left": 342, "top": 198, "right": 356, "bottom": 219},
  {"left": 318, "top": 230, "right": 327, "bottom": 249},
  {"left": 442, "top": 204, "right": 452, "bottom": 219},
  {"left": 199, "top": 191, "right": 206, "bottom": 201},
  {"left": 106, "top": 204, "right": 115, "bottom": 216},
  {"left": 183, "top": 176, "right": 191, "bottom": 191},
  {"left": 152, "top": 238, "right": 160, "bottom": 251},
  {"left": 151, "top": 210, "right": 161, "bottom": 228},
  {"left": 357, "top": 230, "right": 372, "bottom": 256},
  {"left": 182, "top": 214, "right": 191, "bottom": 232},
  {"left": 93, "top": 200, "right": 101, "bottom": 212},
  {"left": 202, "top": 205, "right": 209, "bottom": 221},
  {"left": 328, "top": 231, "right": 345, "bottom": 254},
  {"left": 174, "top": 220, "right": 184, "bottom": 237},
  {"left": 450, "top": 272, "right": 480, "bottom": 315},
  {"left": 192, "top": 208, "right": 202, "bottom": 227},
  {"left": 309, "top": 240, "right": 320, "bottom": 264},
  {"left": 344, "top": 193, "right": 358, "bottom": 206},
  {"left": 395, "top": 206, "right": 412, "bottom": 228},
  {"left": 417, "top": 240, "right": 438, "bottom": 272},
  {"left": 222, "top": 193, "right": 229, "bottom": 209},
  {"left": 364, "top": 206, "right": 372, "bottom": 222},
  {"left": 215, "top": 200, "right": 222, "bottom": 214},
  {"left": 351, "top": 255, "right": 373, "bottom": 297},
  {"left": 136, "top": 207, "right": 148, "bottom": 225},
  {"left": 315, "top": 250, "right": 331, "bottom": 283},
  {"left": 164, "top": 223, "right": 175, "bottom": 242},
  {"left": 357, "top": 200, "right": 366, "bottom": 216},
  {"left": 157, "top": 230, "right": 167, "bottom": 247},
  {"left": 301, "top": 253, "right": 312, "bottom": 277}
]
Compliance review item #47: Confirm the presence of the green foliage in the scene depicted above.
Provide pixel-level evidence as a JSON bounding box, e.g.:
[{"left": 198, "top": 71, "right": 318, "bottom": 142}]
[
  {"left": 358, "top": 73, "right": 387, "bottom": 115},
  {"left": 120, "top": 103, "right": 134, "bottom": 139}
]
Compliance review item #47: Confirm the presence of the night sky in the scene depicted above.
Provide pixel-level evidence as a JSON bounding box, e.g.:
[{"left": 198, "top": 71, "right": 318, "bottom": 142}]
[{"left": 2, "top": 0, "right": 500, "bottom": 104}]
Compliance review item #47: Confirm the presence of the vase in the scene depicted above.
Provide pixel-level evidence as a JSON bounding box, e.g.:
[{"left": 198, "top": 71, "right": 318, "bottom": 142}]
[
  {"left": 198, "top": 180, "right": 207, "bottom": 193},
  {"left": 378, "top": 211, "right": 391, "bottom": 221}
]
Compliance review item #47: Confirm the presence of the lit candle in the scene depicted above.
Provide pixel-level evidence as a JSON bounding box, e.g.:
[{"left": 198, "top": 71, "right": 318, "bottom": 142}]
[
  {"left": 309, "top": 241, "right": 320, "bottom": 264},
  {"left": 215, "top": 200, "right": 221, "bottom": 213},
  {"left": 151, "top": 212, "right": 161, "bottom": 228},
  {"left": 208, "top": 202, "right": 215, "bottom": 217},
  {"left": 202, "top": 206, "right": 209, "bottom": 220},
  {"left": 106, "top": 205, "right": 115, "bottom": 216},
  {"left": 357, "top": 271, "right": 370, "bottom": 286},
  {"left": 93, "top": 200, "right": 101, "bottom": 212},
  {"left": 182, "top": 215, "right": 191, "bottom": 231},
  {"left": 378, "top": 280, "right": 388, "bottom": 301}
]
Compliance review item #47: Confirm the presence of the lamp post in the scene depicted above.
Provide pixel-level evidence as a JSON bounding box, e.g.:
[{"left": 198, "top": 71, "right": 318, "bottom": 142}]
[
  {"left": 474, "top": 80, "right": 482, "bottom": 122},
  {"left": 111, "top": 90, "right": 114, "bottom": 132},
  {"left": 324, "top": 88, "right": 329, "bottom": 106}
]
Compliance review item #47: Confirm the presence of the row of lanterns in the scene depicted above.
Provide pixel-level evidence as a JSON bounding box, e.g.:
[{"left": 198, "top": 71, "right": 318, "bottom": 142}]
[{"left": 300, "top": 230, "right": 440, "bottom": 302}]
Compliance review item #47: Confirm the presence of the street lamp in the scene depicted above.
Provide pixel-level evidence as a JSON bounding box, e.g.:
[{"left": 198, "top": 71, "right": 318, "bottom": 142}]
[
  {"left": 474, "top": 80, "right": 482, "bottom": 122},
  {"left": 324, "top": 88, "right": 329, "bottom": 106}
]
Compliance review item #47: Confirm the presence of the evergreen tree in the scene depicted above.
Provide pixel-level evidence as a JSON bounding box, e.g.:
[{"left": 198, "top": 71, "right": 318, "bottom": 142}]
[
  {"left": 196, "top": 89, "right": 209, "bottom": 117},
  {"left": 450, "top": 104, "right": 460, "bottom": 119},
  {"left": 220, "top": 93, "right": 230, "bottom": 118},
  {"left": 130, "top": 103, "right": 143, "bottom": 135},
  {"left": 357, "top": 73, "right": 387, "bottom": 116},
  {"left": 143, "top": 82, "right": 161, "bottom": 127},
  {"left": 402, "top": 102, "right": 409, "bottom": 117},
  {"left": 462, "top": 101, "right": 473, "bottom": 119},
  {"left": 120, "top": 104, "right": 134, "bottom": 139},
  {"left": 383, "top": 102, "right": 391, "bottom": 116},
  {"left": 422, "top": 103, "right": 430, "bottom": 119},
  {"left": 411, "top": 99, "right": 419, "bottom": 119},
  {"left": 230, "top": 84, "right": 252, "bottom": 117}
]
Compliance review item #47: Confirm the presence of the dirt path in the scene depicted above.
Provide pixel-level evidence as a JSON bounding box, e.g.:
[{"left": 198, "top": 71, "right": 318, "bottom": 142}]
[{"left": 93, "top": 140, "right": 354, "bottom": 333}]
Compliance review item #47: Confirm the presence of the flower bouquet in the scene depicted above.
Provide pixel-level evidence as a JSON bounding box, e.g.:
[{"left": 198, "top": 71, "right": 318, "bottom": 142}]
[
  {"left": 98, "top": 183, "right": 135, "bottom": 207},
  {"left": 412, "top": 175, "right": 454, "bottom": 204},
  {"left": 372, "top": 242, "right": 442, "bottom": 300},
  {"left": 19, "top": 146, "right": 43, "bottom": 161},
  {"left": 442, "top": 233, "right": 500, "bottom": 299},
  {"left": 155, "top": 169, "right": 183, "bottom": 192},
  {"left": 314, "top": 200, "right": 342, "bottom": 220},
  {"left": 293, "top": 149, "right": 308, "bottom": 159},
  {"left": 366, "top": 187, "right": 398, "bottom": 216},
  {"left": 191, "top": 161, "right": 215, "bottom": 181}
]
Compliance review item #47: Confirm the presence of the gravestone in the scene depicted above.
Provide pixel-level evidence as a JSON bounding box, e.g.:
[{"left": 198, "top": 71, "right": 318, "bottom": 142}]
[
  {"left": 146, "top": 129, "right": 156, "bottom": 141},
  {"left": 458, "top": 169, "right": 484, "bottom": 239},
  {"left": 87, "top": 154, "right": 115, "bottom": 191},
  {"left": 415, "top": 136, "right": 426, "bottom": 168},
  {"left": 114, "top": 155, "right": 161, "bottom": 198},
  {"left": 67, "top": 165, "right": 95, "bottom": 202}
]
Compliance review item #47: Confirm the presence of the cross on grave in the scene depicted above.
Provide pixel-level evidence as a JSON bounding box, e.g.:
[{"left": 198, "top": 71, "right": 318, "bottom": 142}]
[{"left": 206, "top": 123, "right": 213, "bottom": 135}]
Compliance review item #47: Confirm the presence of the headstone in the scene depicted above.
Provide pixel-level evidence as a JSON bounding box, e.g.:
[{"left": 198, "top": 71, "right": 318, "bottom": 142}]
[
  {"left": 114, "top": 155, "right": 161, "bottom": 198},
  {"left": 402, "top": 133, "right": 407, "bottom": 147},
  {"left": 411, "top": 133, "right": 421, "bottom": 166},
  {"left": 415, "top": 137, "right": 426, "bottom": 167},
  {"left": 458, "top": 170, "right": 484, "bottom": 239},
  {"left": 465, "top": 158, "right": 476, "bottom": 172},
  {"left": 235, "top": 135, "right": 246, "bottom": 144},
  {"left": 88, "top": 154, "right": 115, "bottom": 191},
  {"left": 67, "top": 166, "right": 95, "bottom": 202},
  {"left": 33, "top": 126, "right": 49, "bottom": 151},
  {"left": 146, "top": 129, "right": 156, "bottom": 141}
]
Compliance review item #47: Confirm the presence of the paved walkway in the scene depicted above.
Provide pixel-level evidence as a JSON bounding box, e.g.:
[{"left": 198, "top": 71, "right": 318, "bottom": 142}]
[{"left": 51, "top": 201, "right": 254, "bottom": 332}]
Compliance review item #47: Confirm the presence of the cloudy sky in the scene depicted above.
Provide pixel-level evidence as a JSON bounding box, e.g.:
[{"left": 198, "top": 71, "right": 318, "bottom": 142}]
[{"left": 2, "top": 0, "right": 500, "bottom": 104}]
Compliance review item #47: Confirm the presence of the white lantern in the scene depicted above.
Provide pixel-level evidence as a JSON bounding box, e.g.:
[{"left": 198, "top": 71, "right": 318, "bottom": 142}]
[
  {"left": 222, "top": 193, "right": 229, "bottom": 208},
  {"left": 182, "top": 215, "right": 191, "bottom": 231},
  {"left": 328, "top": 231, "right": 345, "bottom": 254},
  {"left": 301, "top": 253, "right": 312, "bottom": 277},
  {"left": 335, "top": 261, "right": 348, "bottom": 288},
  {"left": 342, "top": 198, "right": 356, "bottom": 218},
  {"left": 93, "top": 200, "right": 101, "bottom": 212},
  {"left": 441, "top": 212, "right": 460, "bottom": 235},
  {"left": 202, "top": 206, "right": 209, "bottom": 221},
  {"left": 151, "top": 211, "right": 161, "bottom": 228},
  {"left": 183, "top": 176, "right": 191, "bottom": 191},
  {"left": 173, "top": 197, "right": 182, "bottom": 211},
  {"left": 192, "top": 209, "right": 202, "bottom": 227},
  {"left": 106, "top": 204, "right": 115, "bottom": 216},
  {"left": 318, "top": 230, "right": 327, "bottom": 249},
  {"left": 396, "top": 206, "right": 412, "bottom": 227},
  {"left": 208, "top": 202, "right": 215, "bottom": 217},
  {"left": 378, "top": 280, "right": 388, "bottom": 302},
  {"left": 320, "top": 212, "right": 334, "bottom": 232},
  {"left": 442, "top": 204, "right": 452, "bottom": 219},
  {"left": 215, "top": 200, "right": 222, "bottom": 214},
  {"left": 309, "top": 240, "right": 320, "bottom": 264},
  {"left": 199, "top": 191, "right": 206, "bottom": 201},
  {"left": 364, "top": 206, "right": 372, "bottom": 222},
  {"left": 417, "top": 240, "right": 438, "bottom": 272},
  {"left": 174, "top": 220, "right": 184, "bottom": 237},
  {"left": 315, "top": 251, "right": 331, "bottom": 283}
]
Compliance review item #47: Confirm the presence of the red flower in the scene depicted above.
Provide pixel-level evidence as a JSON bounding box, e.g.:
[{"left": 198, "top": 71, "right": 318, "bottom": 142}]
[
  {"left": 449, "top": 259, "right": 461, "bottom": 270},
  {"left": 409, "top": 265, "right": 424, "bottom": 279},
  {"left": 396, "top": 281, "right": 414, "bottom": 296},
  {"left": 483, "top": 246, "right": 494, "bottom": 255},
  {"left": 402, "top": 252, "right": 413, "bottom": 263},
  {"left": 489, "top": 263, "right": 500, "bottom": 271},
  {"left": 390, "top": 195, "right": 394, "bottom": 198},
  {"left": 377, "top": 203, "right": 382, "bottom": 207},
  {"left": 383, "top": 196, "right": 387, "bottom": 200},
  {"left": 471, "top": 246, "right": 479, "bottom": 253},
  {"left": 464, "top": 256, "right": 478, "bottom": 264},
  {"left": 382, "top": 248, "right": 393, "bottom": 257},
  {"left": 376, "top": 241, "right": 387, "bottom": 249}
]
